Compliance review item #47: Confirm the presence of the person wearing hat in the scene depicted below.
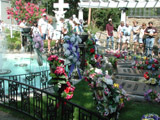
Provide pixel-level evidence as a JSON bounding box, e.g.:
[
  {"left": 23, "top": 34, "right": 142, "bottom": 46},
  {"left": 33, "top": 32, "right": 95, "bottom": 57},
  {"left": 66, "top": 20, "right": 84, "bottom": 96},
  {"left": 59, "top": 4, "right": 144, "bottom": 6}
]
[
  {"left": 38, "top": 13, "right": 48, "bottom": 40},
  {"left": 106, "top": 18, "right": 114, "bottom": 50}
]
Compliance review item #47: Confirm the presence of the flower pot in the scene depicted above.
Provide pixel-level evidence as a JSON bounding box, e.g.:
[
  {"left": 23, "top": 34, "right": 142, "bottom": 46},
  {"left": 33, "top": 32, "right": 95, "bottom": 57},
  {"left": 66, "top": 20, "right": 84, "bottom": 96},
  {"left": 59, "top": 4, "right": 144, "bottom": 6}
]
[{"left": 79, "top": 34, "right": 88, "bottom": 43}]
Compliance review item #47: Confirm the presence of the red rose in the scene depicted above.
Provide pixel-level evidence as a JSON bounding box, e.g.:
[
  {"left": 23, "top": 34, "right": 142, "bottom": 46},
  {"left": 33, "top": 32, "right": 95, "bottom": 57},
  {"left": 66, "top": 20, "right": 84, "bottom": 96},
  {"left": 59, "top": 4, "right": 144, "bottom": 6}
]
[
  {"left": 145, "top": 72, "right": 149, "bottom": 74},
  {"left": 90, "top": 48, "right": 95, "bottom": 53},
  {"left": 140, "top": 66, "right": 143, "bottom": 69},
  {"left": 144, "top": 73, "right": 149, "bottom": 80},
  {"left": 145, "top": 61, "right": 149, "bottom": 65},
  {"left": 158, "top": 75, "right": 160, "bottom": 79},
  {"left": 152, "top": 64, "right": 155, "bottom": 68},
  {"left": 94, "top": 54, "right": 98, "bottom": 59}
]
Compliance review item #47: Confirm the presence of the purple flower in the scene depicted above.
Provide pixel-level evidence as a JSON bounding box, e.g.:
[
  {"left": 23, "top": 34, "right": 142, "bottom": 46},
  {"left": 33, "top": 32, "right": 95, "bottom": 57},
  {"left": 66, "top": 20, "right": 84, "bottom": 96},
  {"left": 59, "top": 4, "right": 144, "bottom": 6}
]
[{"left": 35, "top": 43, "right": 39, "bottom": 48}]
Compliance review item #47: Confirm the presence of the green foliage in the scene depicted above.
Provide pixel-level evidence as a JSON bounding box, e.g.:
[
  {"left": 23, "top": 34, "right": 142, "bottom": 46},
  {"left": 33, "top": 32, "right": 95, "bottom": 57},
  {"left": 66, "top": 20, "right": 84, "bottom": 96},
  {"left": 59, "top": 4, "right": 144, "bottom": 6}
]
[
  {"left": 92, "top": 8, "right": 121, "bottom": 30},
  {"left": 44, "top": 40, "right": 56, "bottom": 48},
  {"left": 6, "top": 31, "right": 21, "bottom": 50}
]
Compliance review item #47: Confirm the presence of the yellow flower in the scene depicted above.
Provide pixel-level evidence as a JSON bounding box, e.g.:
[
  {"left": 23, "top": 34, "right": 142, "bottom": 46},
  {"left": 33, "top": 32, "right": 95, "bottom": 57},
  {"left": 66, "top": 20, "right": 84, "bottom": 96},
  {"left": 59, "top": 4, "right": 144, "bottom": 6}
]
[
  {"left": 113, "top": 83, "right": 119, "bottom": 88},
  {"left": 143, "top": 56, "right": 147, "bottom": 60},
  {"left": 120, "top": 98, "right": 123, "bottom": 103}
]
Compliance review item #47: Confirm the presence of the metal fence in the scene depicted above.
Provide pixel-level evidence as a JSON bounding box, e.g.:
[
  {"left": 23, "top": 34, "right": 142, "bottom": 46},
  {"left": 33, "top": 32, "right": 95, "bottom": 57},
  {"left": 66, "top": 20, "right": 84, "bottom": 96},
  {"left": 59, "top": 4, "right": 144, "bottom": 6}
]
[
  {"left": 0, "top": 70, "right": 50, "bottom": 89},
  {"left": 0, "top": 78, "right": 107, "bottom": 120}
]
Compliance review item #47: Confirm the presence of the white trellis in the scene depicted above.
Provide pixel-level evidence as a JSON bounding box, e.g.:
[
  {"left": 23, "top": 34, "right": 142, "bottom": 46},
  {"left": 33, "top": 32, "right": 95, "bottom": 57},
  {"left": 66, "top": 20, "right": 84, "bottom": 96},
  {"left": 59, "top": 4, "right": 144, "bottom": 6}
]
[{"left": 78, "top": 0, "right": 160, "bottom": 23}]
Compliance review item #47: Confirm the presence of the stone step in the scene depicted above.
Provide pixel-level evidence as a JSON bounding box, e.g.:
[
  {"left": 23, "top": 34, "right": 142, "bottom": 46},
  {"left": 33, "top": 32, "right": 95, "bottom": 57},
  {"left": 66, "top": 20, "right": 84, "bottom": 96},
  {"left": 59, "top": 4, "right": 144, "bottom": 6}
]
[{"left": 114, "top": 79, "right": 160, "bottom": 96}]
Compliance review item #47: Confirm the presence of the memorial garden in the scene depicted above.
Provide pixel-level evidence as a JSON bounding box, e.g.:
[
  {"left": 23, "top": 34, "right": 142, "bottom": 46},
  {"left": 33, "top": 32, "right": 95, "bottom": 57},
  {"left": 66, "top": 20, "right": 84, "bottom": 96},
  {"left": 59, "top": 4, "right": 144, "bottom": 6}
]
[{"left": 0, "top": 0, "right": 160, "bottom": 120}]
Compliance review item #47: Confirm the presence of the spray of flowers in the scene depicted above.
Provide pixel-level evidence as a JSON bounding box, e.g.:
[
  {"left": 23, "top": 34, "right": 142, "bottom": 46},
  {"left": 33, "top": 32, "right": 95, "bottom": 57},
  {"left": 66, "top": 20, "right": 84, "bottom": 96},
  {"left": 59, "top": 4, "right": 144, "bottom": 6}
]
[{"left": 47, "top": 54, "right": 75, "bottom": 100}]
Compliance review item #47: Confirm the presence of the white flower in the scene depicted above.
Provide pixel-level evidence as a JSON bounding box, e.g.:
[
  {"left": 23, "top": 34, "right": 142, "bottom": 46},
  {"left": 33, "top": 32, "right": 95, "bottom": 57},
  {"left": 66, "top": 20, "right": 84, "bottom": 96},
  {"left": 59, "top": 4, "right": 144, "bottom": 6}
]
[
  {"left": 72, "top": 46, "right": 76, "bottom": 52},
  {"left": 64, "top": 50, "right": 71, "bottom": 56},
  {"left": 68, "top": 55, "right": 74, "bottom": 60},
  {"left": 77, "top": 36, "right": 82, "bottom": 43},
  {"left": 76, "top": 61, "right": 80, "bottom": 66},
  {"left": 113, "top": 95, "right": 120, "bottom": 103},
  {"left": 95, "top": 68, "right": 102, "bottom": 74},
  {"left": 64, "top": 35, "right": 70, "bottom": 41},
  {"left": 70, "top": 37, "right": 75, "bottom": 43},
  {"left": 104, "top": 78, "right": 113, "bottom": 85},
  {"left": 73, "top": 57, "right": 77, "bottom": 62},
  {"left": 74, "top": 41, "right": 78, "bottom": 46},
  {"left": 63, "top": 43, "right": 69, "bottom": 49}
]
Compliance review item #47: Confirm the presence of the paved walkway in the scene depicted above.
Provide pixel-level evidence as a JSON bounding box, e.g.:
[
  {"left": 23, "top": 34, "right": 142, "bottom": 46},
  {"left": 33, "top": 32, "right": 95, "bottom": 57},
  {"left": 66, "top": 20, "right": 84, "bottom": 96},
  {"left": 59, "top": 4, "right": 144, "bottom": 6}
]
[{"left": 0, "top": 111, "right": 21, "bottom": 120}]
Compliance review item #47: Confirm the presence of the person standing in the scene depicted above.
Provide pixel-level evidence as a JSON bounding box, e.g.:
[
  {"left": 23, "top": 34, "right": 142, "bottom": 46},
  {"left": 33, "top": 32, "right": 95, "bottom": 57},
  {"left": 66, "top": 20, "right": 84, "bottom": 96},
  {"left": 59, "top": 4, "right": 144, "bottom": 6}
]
[
  {"left": 106, "top": 18, "right": 114, "bottom": 50},
  {"left": 121, "top": 21, "right": 132, "bottom": 51},
  {"left": 19, "top": 19, "right": 27, "bottom": 51},
  {"left": 132, "top": 21, "right": 140, "bottom": 54},
  {"left": 139, "top": 23, "right": 147, "bottom": 55},
  {"left": 38, "top": 13, "right": 48, "bottom": 40},
  {"left": 47, "top": 18, "right": 54, "bottom": 53},
  {"left": 117, "top": 21, "right": 124, "bottom": 51},
  {"left": 144, "top": 21, "right": 157, "bottom": 57}
]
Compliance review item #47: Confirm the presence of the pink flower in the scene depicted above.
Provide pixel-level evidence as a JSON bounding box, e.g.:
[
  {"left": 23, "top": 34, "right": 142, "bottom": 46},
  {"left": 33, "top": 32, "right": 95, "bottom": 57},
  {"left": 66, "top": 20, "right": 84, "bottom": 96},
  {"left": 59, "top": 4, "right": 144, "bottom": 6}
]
[
  {"left": 16, "top": 6, "right": 20, "bottom": 9},
  {"left": 89, "top": 73, "right": 96, "bottom": 79},
  {"left": 15, "top": 11, "right": 18, "bottom": 15},
  {"left": 54, "top": 66, "right": 66, "bottom": 75},
  {"left": 70, "top": 87, "right": 75, "bottom": 92},
  {"left": 66, "top": 81, "right": 71, "bottom": 87},
  {"left": 7, "top": 16, "right": 10, "bottom": 19},
  {"left": 65, "top": 94, "right": 73, "bottom": 100},
  {"left": 15, "top": 18, "right": 18, "bottom": 21}
]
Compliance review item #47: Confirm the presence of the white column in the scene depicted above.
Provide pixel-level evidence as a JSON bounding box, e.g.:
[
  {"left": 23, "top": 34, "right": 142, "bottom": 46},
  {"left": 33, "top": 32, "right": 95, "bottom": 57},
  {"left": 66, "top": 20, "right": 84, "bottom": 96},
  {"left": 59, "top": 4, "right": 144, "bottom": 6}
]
[
  {"left": 78, "top": 7, "right": 83, "bottom": 20},
  {"left": 121, "top": 9, "right": 126, "bottom": 24}
]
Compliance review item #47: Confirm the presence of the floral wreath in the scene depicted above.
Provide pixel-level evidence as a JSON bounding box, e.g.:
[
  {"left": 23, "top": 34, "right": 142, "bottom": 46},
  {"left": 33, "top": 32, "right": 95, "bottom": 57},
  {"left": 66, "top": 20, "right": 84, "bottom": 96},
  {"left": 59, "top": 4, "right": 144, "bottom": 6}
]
[
  {"left": 63, "top": 34, "right": 82, "bottom": 79},
  {"left": 141, "top": 113, "right": 160, "bottom": 120}
]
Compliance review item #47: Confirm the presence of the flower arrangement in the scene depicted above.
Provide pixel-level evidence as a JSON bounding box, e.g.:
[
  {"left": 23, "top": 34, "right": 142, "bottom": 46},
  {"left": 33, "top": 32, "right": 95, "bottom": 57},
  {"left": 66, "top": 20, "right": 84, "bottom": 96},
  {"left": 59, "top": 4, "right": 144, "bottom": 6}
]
[
  {"left": 132, "top": 58, "right": 159, "bottom": 71},
  {"left": 143, "top": 72, "right": 160, "bottom": 85},
  {"left": 83, "top": 66, "right": 129, "bottom": 119},
  {"left": 63, "top": 34, "right": 82, "bottom": 79},
  {"left": 47, "top": 54, "right": 75, "bottom": 100},
  {"left": 7, "top": 0, "right": 46, "bottom": 25},
  {"left": 141, "top": 113, "right": 160, "bottom": 120},
  {"left": 33, "top": 34, "right": 44, "bottom": 52},
  {"left": 85, "top": 34, "right": 97, "bottom": 61},
  {"left": 33, "top": 34, "right": 44, "bottom": 66},
  {"left": 144, "top": 89, "right": 160, "bottom": 103}
]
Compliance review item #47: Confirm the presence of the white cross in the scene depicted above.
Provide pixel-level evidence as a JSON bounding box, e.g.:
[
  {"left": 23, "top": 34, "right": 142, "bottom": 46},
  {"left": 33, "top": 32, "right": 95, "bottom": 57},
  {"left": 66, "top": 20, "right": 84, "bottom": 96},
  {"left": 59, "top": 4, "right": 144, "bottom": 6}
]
[{"left": 53, "top": 0, "right": 69, "bottom": 12}]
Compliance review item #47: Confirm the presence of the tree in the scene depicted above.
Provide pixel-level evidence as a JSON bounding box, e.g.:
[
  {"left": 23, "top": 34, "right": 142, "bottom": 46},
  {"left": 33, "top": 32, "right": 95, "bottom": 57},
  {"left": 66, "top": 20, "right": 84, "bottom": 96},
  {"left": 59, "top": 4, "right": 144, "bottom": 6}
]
[{"left": 7, "top": 0, "right": 46, "bottom": 25}]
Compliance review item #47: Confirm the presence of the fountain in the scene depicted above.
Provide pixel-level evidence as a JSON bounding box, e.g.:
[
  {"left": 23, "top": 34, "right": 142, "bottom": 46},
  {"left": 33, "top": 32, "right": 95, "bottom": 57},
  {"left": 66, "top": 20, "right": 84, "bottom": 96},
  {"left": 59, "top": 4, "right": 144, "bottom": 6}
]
[
  {"left": 0, "top": 32, "right": 49, "bottom": 77},
  {"left": 0, "top": 33, "right": 11, "bottom": 74}
]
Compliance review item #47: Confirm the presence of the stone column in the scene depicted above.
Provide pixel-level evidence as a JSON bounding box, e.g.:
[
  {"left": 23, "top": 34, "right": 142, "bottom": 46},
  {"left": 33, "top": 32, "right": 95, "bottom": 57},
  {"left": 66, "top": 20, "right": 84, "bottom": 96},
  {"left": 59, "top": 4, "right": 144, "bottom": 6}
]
[
  {"left": 120, "top": 8, "right": 127, "bottom": 24},
  {"left": 78, "top": 7, "right": 83, "bottom": 20}
]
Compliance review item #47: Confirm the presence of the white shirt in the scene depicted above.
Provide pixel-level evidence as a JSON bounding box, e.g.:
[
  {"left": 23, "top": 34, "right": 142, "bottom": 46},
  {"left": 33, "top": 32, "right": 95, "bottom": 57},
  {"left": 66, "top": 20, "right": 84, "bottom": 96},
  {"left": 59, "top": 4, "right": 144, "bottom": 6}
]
[
  {"left": 48, "top": 23, "right": 54, "bottom": 39},
  {"left": 31, "top": 26, "right": 40, "bottom": 36},
  {"left": 117, "top": 25, "right": 124, "bottom": 38},
  {"left": 38, "top": 18, "right": 48, "bottom": 34},
  {"left": 139, "top": 28, "right": 145, "bottom": 39},
  {"left": 19, "top": 22, "right": 26, "bottom": 32}
]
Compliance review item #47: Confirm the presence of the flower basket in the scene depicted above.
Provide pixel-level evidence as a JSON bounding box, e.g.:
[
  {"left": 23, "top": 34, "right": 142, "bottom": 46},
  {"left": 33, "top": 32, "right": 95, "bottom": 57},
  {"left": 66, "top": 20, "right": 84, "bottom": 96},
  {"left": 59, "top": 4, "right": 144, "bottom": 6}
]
[{"left": 79, "top": 34, "right": 88, "bottom": 43}]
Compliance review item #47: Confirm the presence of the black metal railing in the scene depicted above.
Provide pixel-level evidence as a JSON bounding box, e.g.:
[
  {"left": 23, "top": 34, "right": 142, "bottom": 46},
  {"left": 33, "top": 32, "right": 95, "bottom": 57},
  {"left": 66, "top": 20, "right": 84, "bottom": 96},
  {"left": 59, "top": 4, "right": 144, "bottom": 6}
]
[
  {"left": 0, "top": 78, "right": 107, "bottom": 120},
  {"left": 0, "top": 70, "right": 50, "bottom": 89}
]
